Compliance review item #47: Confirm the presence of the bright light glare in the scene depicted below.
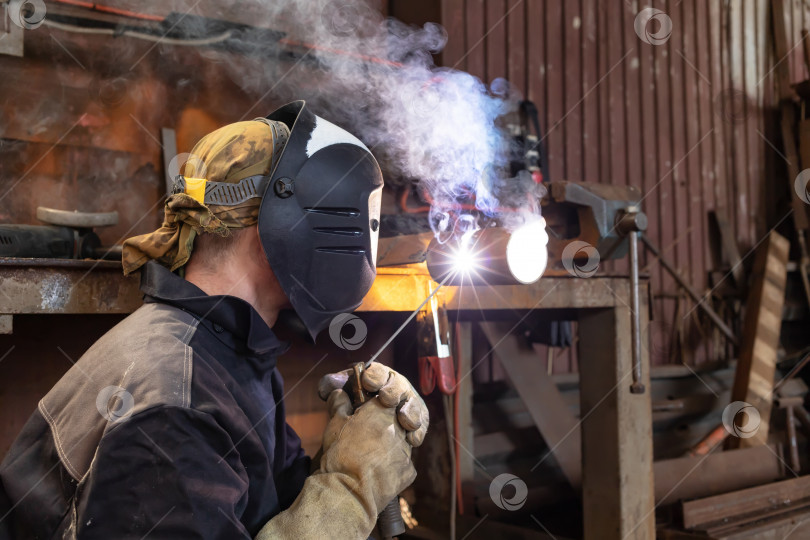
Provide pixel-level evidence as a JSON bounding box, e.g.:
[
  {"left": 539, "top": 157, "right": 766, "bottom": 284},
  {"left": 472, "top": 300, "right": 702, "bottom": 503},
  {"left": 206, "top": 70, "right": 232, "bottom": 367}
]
[
  {"left": 506, "top": 218, "right": 548, "bottom": 284},
  {"left": 451, "top": 238, "right": 478, "bottom": 275}
]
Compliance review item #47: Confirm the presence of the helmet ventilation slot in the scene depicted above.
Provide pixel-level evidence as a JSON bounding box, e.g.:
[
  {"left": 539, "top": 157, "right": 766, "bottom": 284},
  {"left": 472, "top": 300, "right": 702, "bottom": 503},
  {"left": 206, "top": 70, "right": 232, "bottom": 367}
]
[
  {"left": 313, "top": 227, "right": 363, "bottom": 236},
  {"left": 316, "top": 247, "right": 366, "bottom": 255},
  {"left": 304, "top": 207, "right": 361, "bottom": 217}
]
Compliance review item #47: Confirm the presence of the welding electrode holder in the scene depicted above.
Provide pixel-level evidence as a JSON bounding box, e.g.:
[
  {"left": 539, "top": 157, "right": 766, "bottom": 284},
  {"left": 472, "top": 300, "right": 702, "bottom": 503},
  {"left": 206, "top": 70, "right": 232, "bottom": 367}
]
[
  {"left": 616, "top": 207, "right": 648, "bottom": 395},
  {"left": 343, "top": 363, "right": 407, "bottom": 539}
]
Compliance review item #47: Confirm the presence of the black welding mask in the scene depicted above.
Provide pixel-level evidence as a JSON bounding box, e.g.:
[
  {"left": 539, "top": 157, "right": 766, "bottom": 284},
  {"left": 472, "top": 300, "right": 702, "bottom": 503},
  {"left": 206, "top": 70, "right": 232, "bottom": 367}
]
[{"left": 258, "top": 101, "right": 383, "bottom": 340}]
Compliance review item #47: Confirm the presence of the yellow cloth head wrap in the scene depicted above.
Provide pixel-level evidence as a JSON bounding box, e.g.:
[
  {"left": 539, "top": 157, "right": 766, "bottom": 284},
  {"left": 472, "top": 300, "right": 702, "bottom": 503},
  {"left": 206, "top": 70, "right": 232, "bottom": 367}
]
[{"left": 121, "top": 119, "right": 289, "bottom": 275}]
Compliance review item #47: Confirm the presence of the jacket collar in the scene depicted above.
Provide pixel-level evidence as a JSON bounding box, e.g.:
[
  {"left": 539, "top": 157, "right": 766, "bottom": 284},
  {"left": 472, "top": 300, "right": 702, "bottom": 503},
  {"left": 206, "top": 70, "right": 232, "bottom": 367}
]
[{"left": 139, "top": 261, "right": 290, "bottom": 363}]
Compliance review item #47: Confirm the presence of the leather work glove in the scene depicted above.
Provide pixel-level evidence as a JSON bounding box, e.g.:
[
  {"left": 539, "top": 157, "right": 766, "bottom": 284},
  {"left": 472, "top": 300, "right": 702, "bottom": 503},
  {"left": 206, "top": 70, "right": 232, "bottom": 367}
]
[
  {"left": 254, "top": 389, "right": 416, "bottom": 539},
  {"left": 317, "top": 363, "right": 429, "bottom": 447}
]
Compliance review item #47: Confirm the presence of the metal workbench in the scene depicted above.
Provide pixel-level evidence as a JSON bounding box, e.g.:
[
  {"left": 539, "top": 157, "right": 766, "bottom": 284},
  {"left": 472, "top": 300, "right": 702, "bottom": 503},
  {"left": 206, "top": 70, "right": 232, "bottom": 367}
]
[{"left": 0, "top": 259, "right": 654, "bottom": 539}]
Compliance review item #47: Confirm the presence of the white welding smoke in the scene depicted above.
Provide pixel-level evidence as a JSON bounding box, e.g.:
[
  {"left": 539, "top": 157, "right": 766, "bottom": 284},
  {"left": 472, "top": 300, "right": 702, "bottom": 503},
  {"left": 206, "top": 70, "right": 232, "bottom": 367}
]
[{"left": 200, "top": 0, "right": 541, "bottom": 237}]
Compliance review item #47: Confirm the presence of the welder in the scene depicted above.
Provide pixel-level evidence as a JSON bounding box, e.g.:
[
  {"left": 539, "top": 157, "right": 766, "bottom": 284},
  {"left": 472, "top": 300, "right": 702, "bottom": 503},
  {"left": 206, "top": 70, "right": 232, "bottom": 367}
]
[{"left": 0, "top": 101, "right": 428, "bottom": 539}]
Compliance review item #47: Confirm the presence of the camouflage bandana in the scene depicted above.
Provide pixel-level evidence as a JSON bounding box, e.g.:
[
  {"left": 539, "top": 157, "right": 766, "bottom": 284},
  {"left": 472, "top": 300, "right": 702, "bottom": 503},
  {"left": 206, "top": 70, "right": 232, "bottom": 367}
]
[{"left": 122, "top": 119, "right": 289, "bottom": 275}]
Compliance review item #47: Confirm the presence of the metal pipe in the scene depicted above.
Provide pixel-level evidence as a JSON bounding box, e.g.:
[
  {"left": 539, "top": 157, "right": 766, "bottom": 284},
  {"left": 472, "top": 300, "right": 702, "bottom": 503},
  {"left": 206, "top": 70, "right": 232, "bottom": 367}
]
[
  {"left": 641, "top": 235, "right": 739, "bottom": 347},
  {"left": 628, "top": 230, "right": 644, "bottom": 394},
  {"left": 786, "top": 406, "right": 801, "bottom": 473}
]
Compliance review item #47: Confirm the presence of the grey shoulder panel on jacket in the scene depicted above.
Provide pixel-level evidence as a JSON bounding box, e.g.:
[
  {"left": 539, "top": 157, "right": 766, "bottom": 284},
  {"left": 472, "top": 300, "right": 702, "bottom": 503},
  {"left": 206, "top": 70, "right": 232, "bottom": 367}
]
[{"left": 39, "top": 302, "right": 200, "bottom": 481}]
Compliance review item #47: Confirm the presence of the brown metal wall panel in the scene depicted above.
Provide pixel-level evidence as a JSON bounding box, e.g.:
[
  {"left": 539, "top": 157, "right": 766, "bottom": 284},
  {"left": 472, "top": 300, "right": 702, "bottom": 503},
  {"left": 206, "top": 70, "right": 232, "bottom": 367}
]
[
  {"left": 581, "top": 0, "right": 600, "bottom": 185},
  {"left": 464, "top": 0, "right": 487, "bottom": 80},
  {"left": 486, "top": 0, "right": 508, "bottom": 83},
  {"left": 545, "top": 1, "right": 565, "bottom": 184},
  {"left": 682, "top": 1, "right": 704, "bottom": 295},
  {"left": 653, "top": 0, "right": 677, "bottom": 354},
  {"left": 506, "top": 0, "right": 527, "bottom": 95},
  {"left": 564, "top": 0, "right": 583, "bottom": 183},
  {"left": 440, "top": 0, "right": 467, "bottom": 69},
  {"left": 744, "top": 0, "right": 761, "bottom": 244},
  {"left": 438, "top": 0, "right": 790, "bottom": 367}
]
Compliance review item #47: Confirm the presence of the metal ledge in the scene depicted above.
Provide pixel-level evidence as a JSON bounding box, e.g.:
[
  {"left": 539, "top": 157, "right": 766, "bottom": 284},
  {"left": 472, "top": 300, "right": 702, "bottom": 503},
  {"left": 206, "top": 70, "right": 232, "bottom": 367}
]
[
  {"left": 0, "top": 259, "right": 636, "bottom": 317},
  {"left": 0, "top": 258, "right": 141, "bottom": 315}
]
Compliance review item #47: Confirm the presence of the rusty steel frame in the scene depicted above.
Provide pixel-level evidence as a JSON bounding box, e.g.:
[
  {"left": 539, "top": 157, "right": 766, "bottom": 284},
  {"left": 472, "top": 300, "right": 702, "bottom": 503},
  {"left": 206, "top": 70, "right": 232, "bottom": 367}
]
[{"left": 0, "top": 258, "right": 141, "bottom": 315}]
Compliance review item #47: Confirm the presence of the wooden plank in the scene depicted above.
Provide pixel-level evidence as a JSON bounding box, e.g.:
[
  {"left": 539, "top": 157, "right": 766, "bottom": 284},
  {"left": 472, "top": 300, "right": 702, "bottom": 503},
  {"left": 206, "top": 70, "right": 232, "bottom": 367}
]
[
  {"left": 654, "top": 444, "right": 784, "bottom": 507},
  {"left": 706, "top": 508, "right": 810, "bottom": 539},
  {"left": 577, "top": 303, "right": 655, "bottom": 539},
  {"left": 478, "top": 321, "right": 582, "bottom": 488},
  {"left": 729, "top": 231, "right": 790, "bottom": 448},
  {"left": 682, "top": 475, "right": 810, "bottom": 530}
]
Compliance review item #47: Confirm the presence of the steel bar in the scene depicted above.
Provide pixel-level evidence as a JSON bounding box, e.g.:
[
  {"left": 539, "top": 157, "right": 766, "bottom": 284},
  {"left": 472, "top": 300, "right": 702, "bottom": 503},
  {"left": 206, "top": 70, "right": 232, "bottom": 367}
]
[
  {"left": 365, "top": 280, "right": 444, "bottom": 367},
  {"left": 628, "top": 231, "right": 644, "bottom": 393},
  {"left": 641, "top": 235, "right": 739, "bottom": 346}
]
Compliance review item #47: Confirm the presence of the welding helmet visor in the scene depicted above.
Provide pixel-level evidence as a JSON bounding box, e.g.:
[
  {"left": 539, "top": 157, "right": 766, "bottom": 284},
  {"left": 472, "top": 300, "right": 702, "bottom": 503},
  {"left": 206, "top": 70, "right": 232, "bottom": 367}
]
[{"left": 258, "top": 101, "right": 383, "bottom": 340}]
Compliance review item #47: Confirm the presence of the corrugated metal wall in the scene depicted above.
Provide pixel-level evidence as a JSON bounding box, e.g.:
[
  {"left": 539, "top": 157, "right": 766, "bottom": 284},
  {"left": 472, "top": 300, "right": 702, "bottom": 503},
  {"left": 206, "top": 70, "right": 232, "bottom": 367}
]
[{"left": 437, "top": 0, "right": 806, "bottom": 368}]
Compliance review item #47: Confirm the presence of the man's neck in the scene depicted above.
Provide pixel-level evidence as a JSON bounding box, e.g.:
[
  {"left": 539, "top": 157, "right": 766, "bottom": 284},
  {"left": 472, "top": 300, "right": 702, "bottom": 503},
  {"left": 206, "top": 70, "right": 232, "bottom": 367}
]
[{"left": 185, "top": 261, "right": 283, "bottom": 329}]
